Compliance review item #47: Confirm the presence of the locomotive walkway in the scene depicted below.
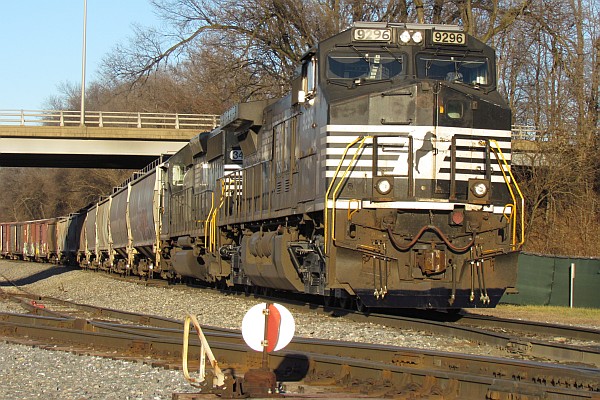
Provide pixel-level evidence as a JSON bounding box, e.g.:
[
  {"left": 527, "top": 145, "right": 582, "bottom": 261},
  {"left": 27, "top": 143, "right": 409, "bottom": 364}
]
[{"left": 0, "top": 110, "right": 219, "bottom": 169}]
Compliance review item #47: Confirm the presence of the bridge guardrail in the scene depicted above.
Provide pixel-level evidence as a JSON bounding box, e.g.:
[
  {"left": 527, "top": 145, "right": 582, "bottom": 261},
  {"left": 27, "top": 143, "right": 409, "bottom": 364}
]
[
  {"left": 0, "top": 112, "right": 543, "bottom": 141},
  {"left": 512, "top": 125, "right": 539, "bottom": 140},
  {"left": 511, "top": 124, "right": 555, "bottom": 141},
  {"left": 0, "top": 110, "right": 219, "bottom": 131}
]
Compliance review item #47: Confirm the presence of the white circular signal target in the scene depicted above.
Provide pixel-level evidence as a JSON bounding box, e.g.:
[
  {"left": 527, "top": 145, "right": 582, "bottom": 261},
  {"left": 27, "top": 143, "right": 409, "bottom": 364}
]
[{"left": 241, "top": 303, "right": 295, "bottom": 352}]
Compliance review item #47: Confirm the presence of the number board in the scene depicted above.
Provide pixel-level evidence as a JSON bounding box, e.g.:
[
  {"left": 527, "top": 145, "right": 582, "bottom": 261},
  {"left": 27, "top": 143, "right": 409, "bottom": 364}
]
[
  {"left": 229, "top": 149, "right": 243, "bottom": 162},
  {"left": 432, "top": 31, "right": 466, "bottom": 45},
  {"left": 353, "top": 28, "right": 392, "bottom": 42}
]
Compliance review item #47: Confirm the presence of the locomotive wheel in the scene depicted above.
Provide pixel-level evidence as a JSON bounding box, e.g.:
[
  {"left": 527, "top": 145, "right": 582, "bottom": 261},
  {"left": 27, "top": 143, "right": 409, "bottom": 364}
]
[
  {"left": 340, "top": 297, "right": 354, "bottom": 310},
  {"left": 218, "top": 280, "right": 230, "bottom": 292},
  {"left": 323, "top": 295, "right": 336, "bottom": 307},
  {"left": 355, "top": 298, "right": 366, "bottom": 312}
]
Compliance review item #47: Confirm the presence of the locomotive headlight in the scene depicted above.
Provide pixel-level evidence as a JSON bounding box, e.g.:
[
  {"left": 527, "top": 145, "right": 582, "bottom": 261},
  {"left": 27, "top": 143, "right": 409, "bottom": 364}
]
[
  {"left": 375, "top": 178, "right": 393, "bottom": 195},
  {"left": 400, "top": 30, "right": 411, "bottom": 43},
  {"left": 471, "top": 182, "right": 488, "bottom": 198},
  {"left": 468, "top": 179, "right": 491, "bottom": 204},
  {"left": 411, "top": 31, "right": 423, "bottom": 43}
]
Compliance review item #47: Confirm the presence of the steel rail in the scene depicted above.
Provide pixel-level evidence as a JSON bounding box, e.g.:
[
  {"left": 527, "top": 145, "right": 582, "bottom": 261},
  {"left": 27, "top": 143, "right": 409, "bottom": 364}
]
[
  {"left": 0, "top": 313, "right": 598, "bottom": 399},
  {"left": 224, "top": 292, "right": 600, "bottom": 368},
  {"left": 7, "top": 287, "right": 600, "bottom": 369},
  {"left": 334, "top": 308, "right": 600, "bottom": 368},
  {"left": 455, "top": 312, "right": 600, "bottom": 342},
  {"left": 117, "top": 277, "right": 600, "bottom": 343}
]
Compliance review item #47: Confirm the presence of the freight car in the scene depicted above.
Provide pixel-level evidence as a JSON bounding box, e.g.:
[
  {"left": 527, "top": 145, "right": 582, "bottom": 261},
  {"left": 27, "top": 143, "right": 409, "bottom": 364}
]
[
  {"left": 78, "top": 161, "right": 164, "bottom": 278},
  {"left": 0, "top": 22, "right": 523, "bottom": 310},
  {"left": 1, "top": 222, "right": 23, "bottom": 260},
  {"left": 23, "top": 219, "right": 51, "bottom": 262}
]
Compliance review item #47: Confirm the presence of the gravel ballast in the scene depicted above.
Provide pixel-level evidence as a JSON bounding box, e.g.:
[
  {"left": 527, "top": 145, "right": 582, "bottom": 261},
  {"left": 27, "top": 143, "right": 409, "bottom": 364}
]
[
  {"left": 1, "top": 259, "right": 596, "bottom": 399},
  {"left": 0, "top": 343, "right": 194, "bottom": 399},
  {"left": 0, "top": 261, "right": 477, "bottom": 350}
]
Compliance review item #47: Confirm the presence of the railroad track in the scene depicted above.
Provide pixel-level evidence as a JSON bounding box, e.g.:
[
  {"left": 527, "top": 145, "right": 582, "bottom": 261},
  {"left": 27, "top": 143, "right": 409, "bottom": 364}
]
[
  {"left": 111, "top": 273, "right": 600, "bottom": 346},
  {"left": 4, "top": 268, "right": 600, "bottom": 368},
  {"left": 0, "top": 307, "right": 598, "bottom": 399},
  {"left": 2, "top": 266, "right": 600, "bottom": 398},
  {"left": 193, "top": 286, "right": 600, "bottom": 368}
]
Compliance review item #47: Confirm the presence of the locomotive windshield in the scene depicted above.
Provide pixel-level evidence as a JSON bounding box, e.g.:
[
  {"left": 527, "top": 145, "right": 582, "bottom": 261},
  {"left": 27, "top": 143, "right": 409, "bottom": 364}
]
[
  {"left": 416, "top": 54, "right": 490, "bottom": 86},
  {"left": 327, "top": 50, "right": 405, "bottom": 81}
]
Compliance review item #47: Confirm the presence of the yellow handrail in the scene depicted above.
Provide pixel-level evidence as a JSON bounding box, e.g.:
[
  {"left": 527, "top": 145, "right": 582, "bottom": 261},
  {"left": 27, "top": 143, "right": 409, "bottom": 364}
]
[
  {"left": 490, "top": 139, "right": 525, "bottom": 249},
  {"left": 347, "top": 199, "right": 361, "bottom": 220},
  {"left": 331, "top": 137, "right": 369, "bottom": 244},
  {"left": 324, "top": 136, "right": 370, "bottom": 253},
  {"left": 202, "top": 180, "right": 226, "bottom": 254},
  {"left": 203, "top": 192, "right": 215, "bottom": 250},
  {"left": 211, "top": 180, "right": 228, "bottom": 252}
]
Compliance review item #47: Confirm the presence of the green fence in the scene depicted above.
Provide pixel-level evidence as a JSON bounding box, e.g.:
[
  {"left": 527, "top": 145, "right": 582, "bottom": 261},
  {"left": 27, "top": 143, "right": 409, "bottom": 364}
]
[{"left": 500, "top": 252, "right": 600, "bottom": 308}]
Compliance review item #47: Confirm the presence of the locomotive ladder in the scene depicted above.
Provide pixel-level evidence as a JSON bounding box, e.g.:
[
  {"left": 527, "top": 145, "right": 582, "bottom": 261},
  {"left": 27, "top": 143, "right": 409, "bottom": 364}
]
[
  {"left": 448, "top": 136, "right": 525, "bottom": 250},
  {"left": 324, "top": 136, "right": 372, "bottom": 254},
  {"left": 490, "top": 139, "right": 525, "bottom": 250}
]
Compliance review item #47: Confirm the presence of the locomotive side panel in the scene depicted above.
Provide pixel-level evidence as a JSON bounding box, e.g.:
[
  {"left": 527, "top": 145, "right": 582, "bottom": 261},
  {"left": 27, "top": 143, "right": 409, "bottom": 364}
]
[
  {"left": 164, "top": 133, "right": 219, "bottom": 280},
  {"left": 165, "top": 142, "right": 201, "bottom": 240}
]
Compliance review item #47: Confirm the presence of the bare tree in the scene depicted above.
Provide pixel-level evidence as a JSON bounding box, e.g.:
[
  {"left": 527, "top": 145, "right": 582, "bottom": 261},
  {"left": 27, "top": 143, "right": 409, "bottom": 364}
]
[
  {"left": 107, "top": 0, "right": 540, "bottom": 87},
  {"left": 0, "top": 168, "right": 132, "bottom": 222},
  {"left": 500, "top": 0, "right": 600, "bottom": 256}
]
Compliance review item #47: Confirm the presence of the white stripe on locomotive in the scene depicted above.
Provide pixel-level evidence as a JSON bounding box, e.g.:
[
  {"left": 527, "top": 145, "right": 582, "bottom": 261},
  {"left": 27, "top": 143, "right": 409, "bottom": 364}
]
[{"left": 322, "top": 126, "right": 512, "bottom": 184}]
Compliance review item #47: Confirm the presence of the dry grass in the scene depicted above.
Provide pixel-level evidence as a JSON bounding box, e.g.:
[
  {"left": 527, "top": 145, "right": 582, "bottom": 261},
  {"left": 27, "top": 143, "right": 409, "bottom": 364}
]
[{"left": 465, "top": 304, "right": 600, "bottom": 329}]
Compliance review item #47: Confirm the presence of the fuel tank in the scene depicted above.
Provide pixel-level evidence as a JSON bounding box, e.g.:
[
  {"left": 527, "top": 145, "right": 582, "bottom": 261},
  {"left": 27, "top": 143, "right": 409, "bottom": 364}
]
[
  {"left": 240, "top": 230, "right": 304, "bottom": 291},
  {"left": 172, "top": 249, "right": 209, "bottom": 281}
]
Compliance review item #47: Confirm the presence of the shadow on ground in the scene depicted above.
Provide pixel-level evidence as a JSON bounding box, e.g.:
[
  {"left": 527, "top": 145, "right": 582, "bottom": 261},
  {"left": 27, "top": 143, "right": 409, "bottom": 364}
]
[{"left": 0, "top": 263, "right": 77, "bottom": 287}]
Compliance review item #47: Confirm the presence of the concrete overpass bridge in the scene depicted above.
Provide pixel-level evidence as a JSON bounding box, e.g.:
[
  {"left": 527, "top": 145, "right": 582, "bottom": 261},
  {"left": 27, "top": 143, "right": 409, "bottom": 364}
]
[
  {"left": 1, "top": 110, "right": 538, "bottom": 170},
  {"left": 511, "top": 125, "right": 548, "bottom": 167},
  {"left": 0, "top": 110, "right": 219, "bottom": 169}
]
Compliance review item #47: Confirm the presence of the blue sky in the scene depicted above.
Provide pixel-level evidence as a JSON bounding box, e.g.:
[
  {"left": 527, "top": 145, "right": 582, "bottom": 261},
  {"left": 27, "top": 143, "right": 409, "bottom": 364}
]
[{"left": 0, "top": 0, "right": 161, "bottom": 110}]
